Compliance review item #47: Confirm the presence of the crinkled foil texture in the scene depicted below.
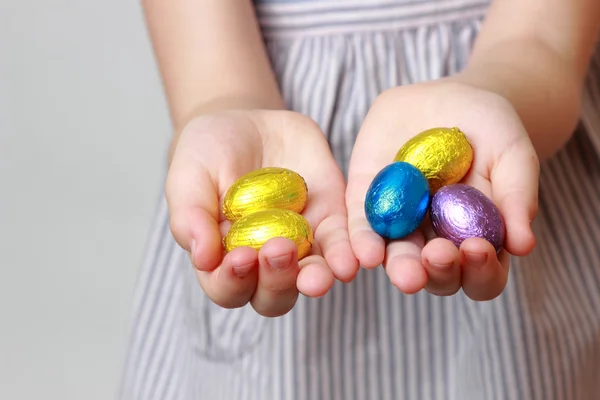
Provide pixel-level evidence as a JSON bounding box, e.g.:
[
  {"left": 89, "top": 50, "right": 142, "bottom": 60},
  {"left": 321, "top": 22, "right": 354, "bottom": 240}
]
[
  {"left": 364, "top": 162, "right": 430, "bottom": 239},
  {"left": 223, "top": 167, "right": 308, "bottom": 221},
  {"left": 224, "top": 209, "right": 313, "bottom": 259},
  {"left": 430, "top": 184, "right": 505, "bottom": 253},
  {"left": 394, "top": 127, "right": 473, "bottom": 194}
]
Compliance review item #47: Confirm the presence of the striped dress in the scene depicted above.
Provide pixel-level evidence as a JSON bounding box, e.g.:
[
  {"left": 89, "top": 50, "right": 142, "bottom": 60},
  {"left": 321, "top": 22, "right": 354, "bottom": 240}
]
[{"left": 119, "top": 1, "right": 600, "bottom": 399}]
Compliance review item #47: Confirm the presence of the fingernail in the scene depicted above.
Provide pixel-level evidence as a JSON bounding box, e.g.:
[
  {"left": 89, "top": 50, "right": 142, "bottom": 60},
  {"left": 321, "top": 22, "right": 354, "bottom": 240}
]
[
  {"left": 233, "top": 262, "right": 255, "bottom": 277},
  {"left": 267, "top": 254, "right": 292, "bottom": 272},
  {"left": 465, "top": 251, "right": 487, "bottom": 268},
  {"left": 427, "top": 258, "right": 452, "bottom": 269}
]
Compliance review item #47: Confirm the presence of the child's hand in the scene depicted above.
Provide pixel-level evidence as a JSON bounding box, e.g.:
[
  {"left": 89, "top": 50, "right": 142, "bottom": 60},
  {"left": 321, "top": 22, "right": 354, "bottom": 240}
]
[
  {"left": 346, "top": 79, "right": 539, "bottom": 301},
  {"left": 167, "top": 110, "right": 359, "bottom": 317}
]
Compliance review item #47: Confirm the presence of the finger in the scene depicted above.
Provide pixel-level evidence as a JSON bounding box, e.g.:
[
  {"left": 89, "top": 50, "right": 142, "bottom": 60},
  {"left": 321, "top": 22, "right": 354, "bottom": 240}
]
[
  {"left": 166, "top": 115, "right": 262, "bottom": 272},
  {"left": 347, "top": 173, "right": 387, "bottom": 269},
  {"left": 297, "top": 255, "right": 335, "bottom": 298},
  {"left": 250, "top": 238, "right": 300, "bottom": 317},
  {"left": 296, "top": 152, "right": 359, "bottom": 282},
  {"left": 314, "top": 213, "right": 359, "bottom": 283},
  {"left": 422, "top": 238, "right": 461, "bottom": 296},
  {"left": 491, "top": 136, "right": 540, "bottom": 257},
  {"left": 196, "top": 247, "right": 259, "bottom": 309},
  {"left": 166, "top": 157, "right": 223, "bottom": 271},
  {"left": 460, "top": 238, "right": 510, "bottom": 301},
  {"left": 383, "top": 231, "right": 428, "bottom": 294}
]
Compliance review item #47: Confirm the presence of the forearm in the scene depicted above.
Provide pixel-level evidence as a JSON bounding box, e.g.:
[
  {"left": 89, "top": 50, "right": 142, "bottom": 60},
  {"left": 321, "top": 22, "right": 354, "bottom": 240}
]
[
  {"left": 457, "top": 0, "right": 600, "bottom": 160},
  {"left": 142, "top": 0, "right": 284, "bottom": 136},
  {"left": 458, "top": 40, "right": 583, "bottom": 160}
]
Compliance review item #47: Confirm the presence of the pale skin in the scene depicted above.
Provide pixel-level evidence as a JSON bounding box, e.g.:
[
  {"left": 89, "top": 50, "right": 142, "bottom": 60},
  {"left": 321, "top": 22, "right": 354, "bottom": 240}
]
[{"left": 142, "top": 0, "right": 600, "bottom": 316}]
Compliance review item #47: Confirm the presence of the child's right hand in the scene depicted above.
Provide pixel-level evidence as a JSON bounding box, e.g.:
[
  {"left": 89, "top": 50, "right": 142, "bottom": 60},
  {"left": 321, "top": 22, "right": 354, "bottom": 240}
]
[{"left": 166, "top": 110, "right": 359, "bottom": 317}]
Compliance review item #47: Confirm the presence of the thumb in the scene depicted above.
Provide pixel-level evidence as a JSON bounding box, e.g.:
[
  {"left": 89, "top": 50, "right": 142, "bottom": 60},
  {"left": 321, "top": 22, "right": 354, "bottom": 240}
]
[
  {"left": 166, "top": 151, "right": 223, "bottom": 271},
  {"left": 165, "top": 113, "right": 264, "bottom": 271},
  {"left": 491, "top": 137, "right": 540, "bottom": 256}
]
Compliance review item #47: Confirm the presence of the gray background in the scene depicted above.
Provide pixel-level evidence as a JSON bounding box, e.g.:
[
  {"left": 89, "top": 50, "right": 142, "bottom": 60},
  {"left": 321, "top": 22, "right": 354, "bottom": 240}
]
[{"left": 0, "top": 1, "right": 171, "bottom": 398}]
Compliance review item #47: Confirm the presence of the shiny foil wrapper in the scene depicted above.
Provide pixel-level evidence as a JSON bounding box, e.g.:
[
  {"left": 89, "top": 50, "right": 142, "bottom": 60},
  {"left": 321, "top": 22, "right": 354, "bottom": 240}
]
[
  {"left": 394, "top": 127, "right": 473, "bottom": 193},
  {"left": 430, "top": 184, "right": 505, "bottom": 253},
  {"left": 365, "top": 162, "right": 430, "bottom": 240},
  {"left": 223, "top": 209, "right": 313, "bottom": 259},
  {"left": 223, "top": 167, "right": 308, "bottom": 222}
]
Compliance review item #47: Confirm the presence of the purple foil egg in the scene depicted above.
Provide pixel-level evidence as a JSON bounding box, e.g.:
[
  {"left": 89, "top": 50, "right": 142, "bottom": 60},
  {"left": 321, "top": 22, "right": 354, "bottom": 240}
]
[{"left": 430, "top": 184, "right": 505, "bottom": 253}]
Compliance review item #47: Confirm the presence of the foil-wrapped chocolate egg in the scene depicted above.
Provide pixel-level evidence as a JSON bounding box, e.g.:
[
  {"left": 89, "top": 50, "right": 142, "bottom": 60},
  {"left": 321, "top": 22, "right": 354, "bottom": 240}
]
[
  {"left": 430, "top": 184, "right": 505, "bottom": 253},
  {"left": 365, "top": 162, "right": 430, "bottom": 239},
  {"left": 394, "top": 127, "right": 473, "bottom": 193},
  {"left": 223, "top": 208, "right": 313, "bottom": 259},
  {"left": 222, "top": 167, "right": 308, "bottom": 222}
]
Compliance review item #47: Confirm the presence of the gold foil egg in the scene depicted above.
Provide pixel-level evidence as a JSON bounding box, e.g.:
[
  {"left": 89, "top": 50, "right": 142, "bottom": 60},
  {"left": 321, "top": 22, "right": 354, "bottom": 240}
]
[
  {"left": 222, "top": 167, "right": 308, "bottom": 222},
  {"left": 223, "top": 209, "right": 313, "bottom": 259},
  {"left": 393, "top": 127, "right": 473, "bottom": 193}
]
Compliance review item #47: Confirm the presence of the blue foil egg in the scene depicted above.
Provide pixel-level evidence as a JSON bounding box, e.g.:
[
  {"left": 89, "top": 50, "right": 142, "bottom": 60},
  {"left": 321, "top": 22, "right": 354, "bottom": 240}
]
[{"left": 365, "top": 162, "right": 430, "bottom": 239}]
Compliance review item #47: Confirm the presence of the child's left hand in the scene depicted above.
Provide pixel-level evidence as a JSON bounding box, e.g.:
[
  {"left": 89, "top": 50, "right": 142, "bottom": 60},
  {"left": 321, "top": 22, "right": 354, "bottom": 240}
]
[{"left": 346, "top": 78, "right": 540, "bottom": 301}]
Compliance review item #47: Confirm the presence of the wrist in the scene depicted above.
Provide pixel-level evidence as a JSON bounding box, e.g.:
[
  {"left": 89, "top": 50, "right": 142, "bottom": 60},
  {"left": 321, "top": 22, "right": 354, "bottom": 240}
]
[
  {"left": 173, "top": 94, "right": 285, "bottom": 133},
  {"left": 454, "top": 39, "right": 583, "bottom": 159},
  {"left": 168, "top": 94, "right": 286, "bottom": 163}
]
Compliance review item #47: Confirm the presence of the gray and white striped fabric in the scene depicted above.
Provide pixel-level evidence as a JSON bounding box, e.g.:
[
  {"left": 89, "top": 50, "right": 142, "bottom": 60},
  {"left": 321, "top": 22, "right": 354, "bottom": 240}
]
[{"left": 118, "top": 1, "right": 600, "bottom": 399}]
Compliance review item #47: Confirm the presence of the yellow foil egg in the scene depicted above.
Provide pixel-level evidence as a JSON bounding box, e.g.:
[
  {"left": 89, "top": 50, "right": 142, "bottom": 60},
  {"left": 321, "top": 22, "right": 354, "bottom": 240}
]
[
  {"left": 222, "top": 167, "right": 308, "bottom": 222},
  {"left": 223, "top": 209, "right": 313, "bottom": 259},
  {"left": 393, "top": 127, "right": 473, "bottom": 193}
]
